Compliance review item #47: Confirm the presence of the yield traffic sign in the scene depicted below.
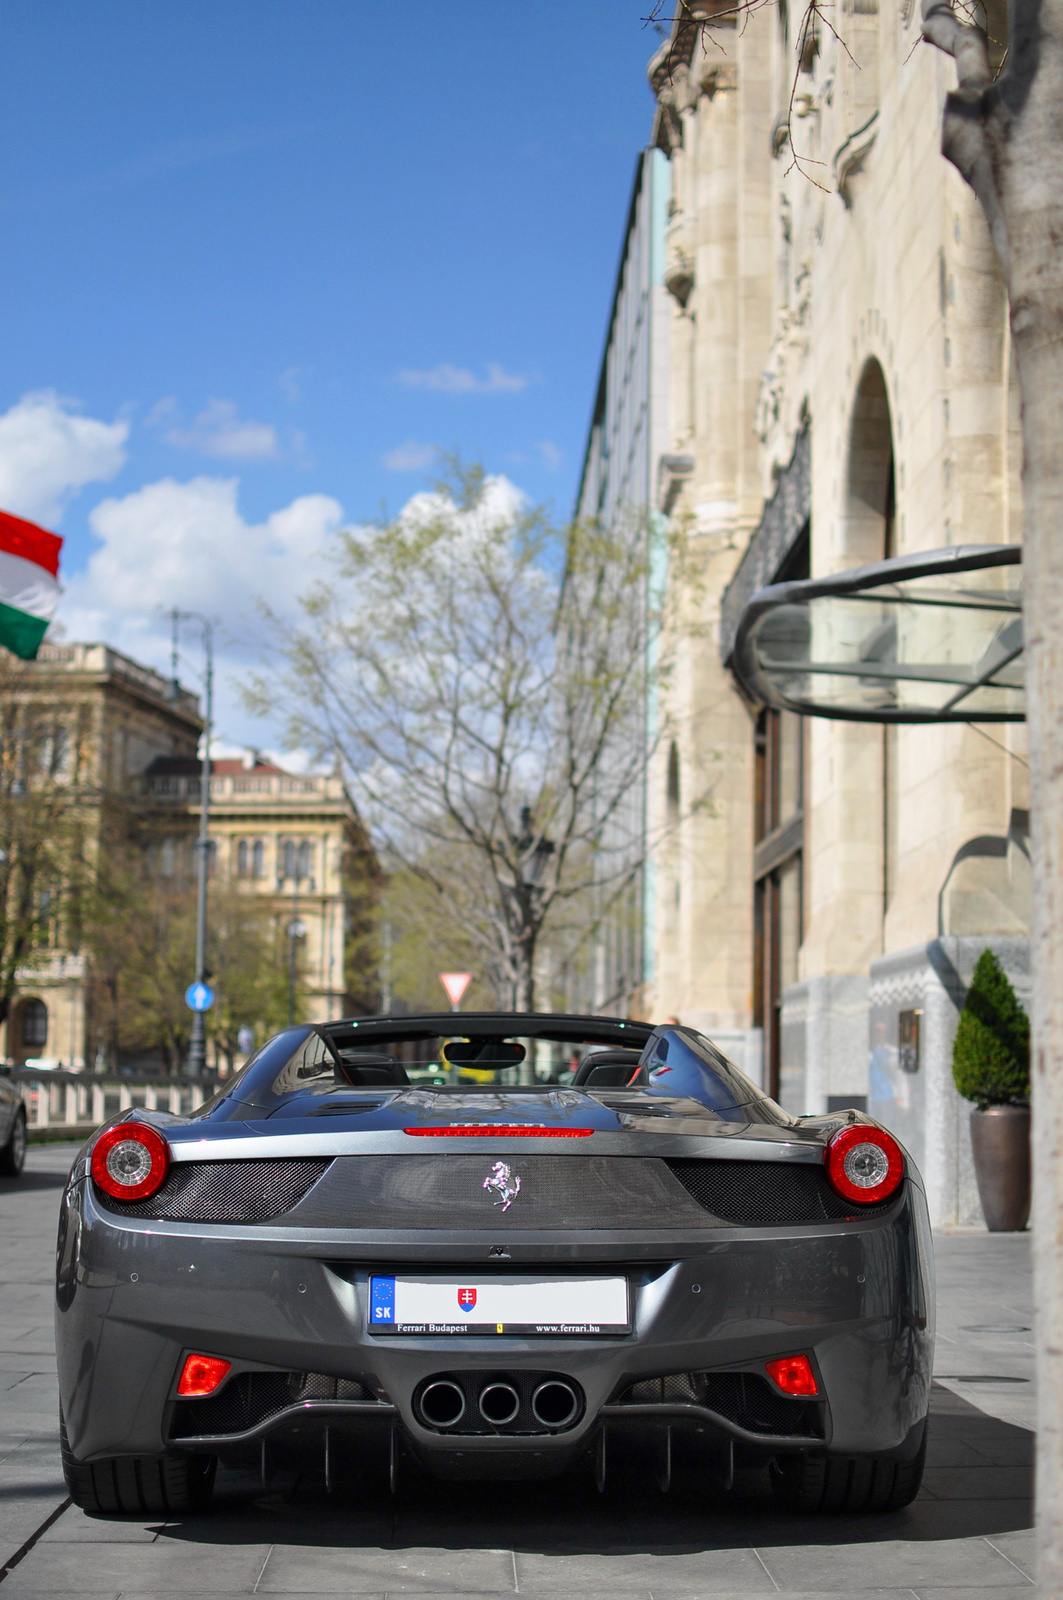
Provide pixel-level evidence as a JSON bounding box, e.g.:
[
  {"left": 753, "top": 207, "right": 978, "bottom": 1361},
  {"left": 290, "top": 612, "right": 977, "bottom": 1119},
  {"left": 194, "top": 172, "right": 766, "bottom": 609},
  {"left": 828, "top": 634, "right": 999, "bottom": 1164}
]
[{"left": 439, "top": 972, "right": 472, "bottom": 1008}]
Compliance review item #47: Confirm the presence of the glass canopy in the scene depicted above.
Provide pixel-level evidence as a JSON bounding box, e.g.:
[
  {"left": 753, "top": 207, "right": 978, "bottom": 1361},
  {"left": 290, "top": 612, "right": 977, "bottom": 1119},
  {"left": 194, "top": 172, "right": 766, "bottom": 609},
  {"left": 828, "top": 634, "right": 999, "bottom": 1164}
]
[{"left": 732, "top": 545, "right": 1023, "bottom": 723}]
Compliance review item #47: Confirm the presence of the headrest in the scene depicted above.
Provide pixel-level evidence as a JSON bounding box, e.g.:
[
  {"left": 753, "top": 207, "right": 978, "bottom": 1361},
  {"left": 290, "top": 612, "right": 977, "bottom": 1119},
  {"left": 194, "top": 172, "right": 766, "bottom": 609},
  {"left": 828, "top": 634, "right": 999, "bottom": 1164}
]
[
  {"left": 571, "top": 1049, "right": 645, "bottom": 1088},
  {"left": 337, "top": 1051, "right": 410, "bottom": 1087}
]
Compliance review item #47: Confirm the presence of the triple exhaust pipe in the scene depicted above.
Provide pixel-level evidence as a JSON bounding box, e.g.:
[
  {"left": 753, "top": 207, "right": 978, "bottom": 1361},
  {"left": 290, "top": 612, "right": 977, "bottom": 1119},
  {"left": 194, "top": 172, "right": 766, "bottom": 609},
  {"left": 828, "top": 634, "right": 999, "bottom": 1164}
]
[{"left": 418, "top": 1376, "right": 580, "bottom": 1432}]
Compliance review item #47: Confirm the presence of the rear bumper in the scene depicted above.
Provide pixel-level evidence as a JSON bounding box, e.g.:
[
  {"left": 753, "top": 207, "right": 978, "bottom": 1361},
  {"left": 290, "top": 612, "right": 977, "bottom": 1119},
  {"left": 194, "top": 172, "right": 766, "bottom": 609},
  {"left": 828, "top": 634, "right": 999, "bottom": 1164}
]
[{"left": 56, "top": 1177, "right": 933, "bottom": 1472}]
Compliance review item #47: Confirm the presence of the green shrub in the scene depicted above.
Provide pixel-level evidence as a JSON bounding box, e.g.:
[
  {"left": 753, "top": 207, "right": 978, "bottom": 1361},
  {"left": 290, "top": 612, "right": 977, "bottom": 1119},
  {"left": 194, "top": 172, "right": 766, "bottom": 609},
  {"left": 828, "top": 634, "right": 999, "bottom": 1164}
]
[{"left": 952, "top": 949, "right": 1030, "bottom": 1110}]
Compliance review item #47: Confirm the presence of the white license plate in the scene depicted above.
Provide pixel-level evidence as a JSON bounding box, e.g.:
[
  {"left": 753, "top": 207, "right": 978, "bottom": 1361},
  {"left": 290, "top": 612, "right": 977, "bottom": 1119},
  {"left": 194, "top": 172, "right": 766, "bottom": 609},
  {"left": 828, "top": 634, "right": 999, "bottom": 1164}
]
[{"left": 368, "top": 1274, "right": 631, "bottom": 1335}]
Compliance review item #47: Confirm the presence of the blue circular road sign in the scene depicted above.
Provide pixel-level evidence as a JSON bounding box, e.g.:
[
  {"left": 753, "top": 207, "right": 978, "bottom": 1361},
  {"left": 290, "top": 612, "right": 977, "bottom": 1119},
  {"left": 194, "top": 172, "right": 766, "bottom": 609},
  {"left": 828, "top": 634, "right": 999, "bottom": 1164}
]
[{"left": 185, "top": 981, "right": 215, "bottom": 1012}]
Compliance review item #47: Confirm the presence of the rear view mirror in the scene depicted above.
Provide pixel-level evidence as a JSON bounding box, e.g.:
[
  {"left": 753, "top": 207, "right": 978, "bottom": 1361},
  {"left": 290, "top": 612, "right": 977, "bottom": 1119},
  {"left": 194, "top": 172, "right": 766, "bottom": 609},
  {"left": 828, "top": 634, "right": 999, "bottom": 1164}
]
[{"left": 442, "top": 1038, "right": 526, "bottom": 1067}]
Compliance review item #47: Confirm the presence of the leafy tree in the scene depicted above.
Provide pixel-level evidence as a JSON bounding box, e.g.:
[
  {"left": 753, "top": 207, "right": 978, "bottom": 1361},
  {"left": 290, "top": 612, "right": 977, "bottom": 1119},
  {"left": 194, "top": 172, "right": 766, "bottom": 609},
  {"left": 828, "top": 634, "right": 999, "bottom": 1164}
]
[
  {"left": 952, "top": 949, "right": 1031, "bottom": 1109},
  {"left": 251, "top": 462, "right": 681, "bottom": 1018},
  {"left": 0, "top": 659, "right": 84, "bottom": 1032},
  {"left": 206, "top": 887, "right": 297, "bottom": 1072},
  {"left": 82, "top": 824, "right": 196, "bottom": 1073},
  {"left": 83, "top": 821, "right": 303, "bottom": 1074}
]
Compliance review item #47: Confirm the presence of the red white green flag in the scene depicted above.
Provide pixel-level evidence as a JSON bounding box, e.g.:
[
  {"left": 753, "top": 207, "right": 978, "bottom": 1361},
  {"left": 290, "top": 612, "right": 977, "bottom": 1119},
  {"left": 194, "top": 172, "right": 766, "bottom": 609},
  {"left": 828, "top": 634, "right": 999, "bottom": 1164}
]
[{"left": 0, "top": 509, "right": 62, "bottom": 660}]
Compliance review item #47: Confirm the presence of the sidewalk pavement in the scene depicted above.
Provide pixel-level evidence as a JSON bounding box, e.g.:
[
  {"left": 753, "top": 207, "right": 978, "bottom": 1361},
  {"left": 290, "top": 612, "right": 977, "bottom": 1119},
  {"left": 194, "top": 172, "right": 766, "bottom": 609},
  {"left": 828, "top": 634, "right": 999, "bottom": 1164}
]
[{"left": 0, "top": 1143, "right": 1037, "bottom": 1599}]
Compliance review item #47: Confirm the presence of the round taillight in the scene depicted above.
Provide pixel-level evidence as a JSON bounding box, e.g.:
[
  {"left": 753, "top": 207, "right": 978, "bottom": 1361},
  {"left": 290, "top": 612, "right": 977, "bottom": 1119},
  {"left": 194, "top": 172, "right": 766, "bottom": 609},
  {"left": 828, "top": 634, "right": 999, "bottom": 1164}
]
[
  {"left": 825, "top": 1124, "right": 904, "bottom": 1205},
  {"left": 91, "top": 1123, "right": 171, "bottom": 1202}
]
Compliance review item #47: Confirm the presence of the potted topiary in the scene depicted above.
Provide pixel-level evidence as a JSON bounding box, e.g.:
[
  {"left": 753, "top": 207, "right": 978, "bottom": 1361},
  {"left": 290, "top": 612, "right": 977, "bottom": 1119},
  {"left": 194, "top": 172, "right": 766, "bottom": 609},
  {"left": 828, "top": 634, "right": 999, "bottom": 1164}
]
[{"left": 952, "top": 949, "right": 1031, "bottom": 1231}]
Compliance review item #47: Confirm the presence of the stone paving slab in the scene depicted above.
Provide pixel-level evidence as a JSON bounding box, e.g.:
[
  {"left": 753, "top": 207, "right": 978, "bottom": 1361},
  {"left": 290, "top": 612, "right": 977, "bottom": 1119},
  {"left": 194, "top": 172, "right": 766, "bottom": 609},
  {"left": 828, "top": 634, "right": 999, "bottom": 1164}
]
[{"left": 0, "top": 1145, "right": 1041, "bottom": 1597}]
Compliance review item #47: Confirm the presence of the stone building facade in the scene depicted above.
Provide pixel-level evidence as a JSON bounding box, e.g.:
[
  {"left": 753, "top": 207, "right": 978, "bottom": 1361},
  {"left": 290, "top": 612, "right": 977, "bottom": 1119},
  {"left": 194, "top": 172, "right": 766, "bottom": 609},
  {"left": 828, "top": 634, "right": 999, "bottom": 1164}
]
[
  {"left": 3, "top": 642, "right": 201, "bottom": 1067},
  {"left": 629, "top": 0, "right": 1024, "bottom": 1223},
  {"left": 145, "top": 754, "right": 375, "bottom": 1026},
  {"left": 573, "top": 146, "right": 671, "bottom": 1017},
  {"left": 1, "top": 643, "right": 375, "bottom": 1070}
]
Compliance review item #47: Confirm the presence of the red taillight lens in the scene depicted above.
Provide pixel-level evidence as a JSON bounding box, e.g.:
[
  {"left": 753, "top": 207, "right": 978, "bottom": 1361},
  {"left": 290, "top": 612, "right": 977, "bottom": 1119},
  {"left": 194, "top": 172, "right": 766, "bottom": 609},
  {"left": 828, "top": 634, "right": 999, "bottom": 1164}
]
[
  {"left": 766, "top": 1355, "right": 818, "bottom": 1396},
  {"left": 177, "top": 1353, "right": 232, "bottom": 1397},
  {"left": 90, "top": 1122, "right": 171, "bottom": 1201},
  {"left": 825, "top": 1124, "right": 904, "bottom": 1204}
]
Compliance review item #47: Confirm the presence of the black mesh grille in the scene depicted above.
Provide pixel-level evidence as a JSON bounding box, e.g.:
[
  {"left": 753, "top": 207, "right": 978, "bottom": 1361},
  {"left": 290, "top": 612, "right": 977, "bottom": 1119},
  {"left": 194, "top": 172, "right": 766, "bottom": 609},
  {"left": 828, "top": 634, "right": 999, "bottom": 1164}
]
[
  {"left": 287, "top": 1155, "right": 710, "bottom": 1229},
  {"left": 97, "top": 1158, "right": 333, "bottom": 1222},
  {"left": 170, "top": 1369, "right": 376, "bottom": 1440},
  {"left": 665, "top": 1158, "right": 898, "bottom": 1224},
  {"left": 618, "top": 1371, "right": 824, "bottom": 1439}
]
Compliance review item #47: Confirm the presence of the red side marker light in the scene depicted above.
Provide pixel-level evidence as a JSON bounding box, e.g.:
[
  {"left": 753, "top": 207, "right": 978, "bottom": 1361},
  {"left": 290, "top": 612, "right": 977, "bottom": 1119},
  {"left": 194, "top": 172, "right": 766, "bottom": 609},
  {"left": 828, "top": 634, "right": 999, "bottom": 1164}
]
[
  {"left": 404, "top": 1125, "right": 593, "bottom": 1138},
  {"left": 177, "top": 1353, "right": 232, "bottom": 1397},
  {"left": 765, "top": 1355, "right": 818, "bottom": 1396},
  {"left": 91, "top": 1122, "right": 171, "bottom": 1201},
  {"left": 824, "top": 1124, "right": 904, "bottom": 1205}
]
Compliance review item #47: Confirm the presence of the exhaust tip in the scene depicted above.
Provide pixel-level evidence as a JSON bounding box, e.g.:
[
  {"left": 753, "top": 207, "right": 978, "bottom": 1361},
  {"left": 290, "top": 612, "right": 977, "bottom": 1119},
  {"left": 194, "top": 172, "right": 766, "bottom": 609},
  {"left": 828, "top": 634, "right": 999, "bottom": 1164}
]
[
  {"left": 478, "top": 1381, "right": 521, "bottom": 1426},
  {"left": 531, "top": 1379, "right": 579, "bottom": 1429},
  {"left": 419, "top": 1380, "right": 466, "bottom": 1429}
]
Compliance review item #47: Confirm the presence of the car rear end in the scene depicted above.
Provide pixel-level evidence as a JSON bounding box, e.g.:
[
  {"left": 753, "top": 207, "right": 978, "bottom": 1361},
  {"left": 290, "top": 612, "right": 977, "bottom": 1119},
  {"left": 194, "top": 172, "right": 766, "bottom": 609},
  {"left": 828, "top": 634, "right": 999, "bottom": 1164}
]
[{"left": 57, "top": 1102, "right": 933, "bottom": 1500}]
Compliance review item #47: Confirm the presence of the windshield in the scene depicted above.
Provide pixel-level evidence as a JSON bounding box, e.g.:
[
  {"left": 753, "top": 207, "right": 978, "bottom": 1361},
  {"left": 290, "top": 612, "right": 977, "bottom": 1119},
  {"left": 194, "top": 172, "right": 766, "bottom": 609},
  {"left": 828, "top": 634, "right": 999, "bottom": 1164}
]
[{"left": 200, "top": 1016, "right": 789, "bottom": 1124}]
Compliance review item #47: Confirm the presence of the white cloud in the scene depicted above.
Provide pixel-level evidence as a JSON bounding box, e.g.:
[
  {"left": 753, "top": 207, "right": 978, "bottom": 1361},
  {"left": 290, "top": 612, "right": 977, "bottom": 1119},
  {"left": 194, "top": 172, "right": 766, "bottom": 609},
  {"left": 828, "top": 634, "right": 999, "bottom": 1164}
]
[
  {"left": 59, "top": 475, "right": 345, "bottom": 746},
  {"left": 278, "top": 367, "right": 307, "bottom": 403},
  {"left": 162, "top": 398, "right": 279, "bottom": 460},
  {"left": 382, "top": 440, "right": 436, "bottom": 472},
  {"left": 0, "top": 391, "right": 128, "bottom": 525},
  {"left": 395, "top": 362, "right": 530, "bottom": 395},
  {"left": 536, "top": 440, "right": 563, "bottom": 471}
]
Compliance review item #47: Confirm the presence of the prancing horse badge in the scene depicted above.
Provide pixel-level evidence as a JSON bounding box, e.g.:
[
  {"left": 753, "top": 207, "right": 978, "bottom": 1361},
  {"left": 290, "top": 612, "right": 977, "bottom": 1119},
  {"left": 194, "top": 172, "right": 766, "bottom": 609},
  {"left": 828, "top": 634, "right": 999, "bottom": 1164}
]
[{"left": 483, "top": 1161, "right": 521, "bottom": 1212}]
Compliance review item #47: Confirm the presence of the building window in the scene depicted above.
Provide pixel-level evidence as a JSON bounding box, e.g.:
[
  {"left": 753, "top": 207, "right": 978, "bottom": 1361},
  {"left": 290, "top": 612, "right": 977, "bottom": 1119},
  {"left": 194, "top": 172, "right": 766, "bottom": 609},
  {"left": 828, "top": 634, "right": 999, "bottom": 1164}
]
[
  {"left": 751, "top": 528, "right": 809, "bottom": 1104},
  {"left": 206, "top": 839, "right": 218, "bottom": 878},
  {"left": 237, "top": 839, "right": 250, "bottom": 877},
  {"left": 20, "top": 998, "right": 47, "bottom": 1050},
  {"left": 281, "top": 839, "right": 313, "bottom": 883},
  {"left": 252, "top": 838, "right": 265, "bottom": 878},
  {"left": 160, "top": 838, "right": 176, "bottom": 877}
]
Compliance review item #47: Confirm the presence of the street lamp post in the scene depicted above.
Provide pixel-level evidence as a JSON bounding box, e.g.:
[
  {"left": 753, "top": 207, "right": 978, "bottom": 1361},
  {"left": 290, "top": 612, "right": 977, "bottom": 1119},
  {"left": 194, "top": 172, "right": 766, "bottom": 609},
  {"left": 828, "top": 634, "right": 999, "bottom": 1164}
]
[
  {"left": 171, "top": 609, "right": 214, "bottom": 1079},
  {"left": 287, "top": 883, "right": 307, "bottom": 1026},
  {"left": 281, "top": 849, "right": 311, "bottom": 1025}
]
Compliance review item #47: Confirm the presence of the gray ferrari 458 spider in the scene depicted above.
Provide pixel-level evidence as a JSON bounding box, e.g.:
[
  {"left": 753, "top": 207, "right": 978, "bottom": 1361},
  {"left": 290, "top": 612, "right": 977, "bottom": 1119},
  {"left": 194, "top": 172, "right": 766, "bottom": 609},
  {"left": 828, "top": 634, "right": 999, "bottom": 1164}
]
[{"left": 55, "top": 1014, "right": 933, "bottom": 1516}]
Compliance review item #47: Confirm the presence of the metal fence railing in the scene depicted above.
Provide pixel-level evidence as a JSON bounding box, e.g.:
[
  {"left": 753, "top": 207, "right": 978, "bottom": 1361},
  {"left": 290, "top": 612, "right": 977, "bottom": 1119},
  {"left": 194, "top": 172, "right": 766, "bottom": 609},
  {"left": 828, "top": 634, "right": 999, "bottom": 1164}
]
[{"left": 8, "top": 1070, "right": 211, "bottom": 1137}]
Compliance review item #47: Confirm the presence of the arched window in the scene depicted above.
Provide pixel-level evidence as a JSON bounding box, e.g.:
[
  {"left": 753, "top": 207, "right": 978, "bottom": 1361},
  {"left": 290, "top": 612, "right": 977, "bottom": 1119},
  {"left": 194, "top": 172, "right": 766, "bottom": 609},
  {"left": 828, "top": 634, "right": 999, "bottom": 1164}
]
[
  {"left": 297, "top": 839, "right": 313, "bottom": 881},
  {"left": 282, "top": 839, "right": 297, "bottom": 880},
  {"left": 236, "top": 840, "right": 250, "bottom": 877},
  {"left": 252, "top": 839, "right": 265, "bottom": 879},
  {"left": 21, "top": 998, "right": 47, "bottom": 1050}
]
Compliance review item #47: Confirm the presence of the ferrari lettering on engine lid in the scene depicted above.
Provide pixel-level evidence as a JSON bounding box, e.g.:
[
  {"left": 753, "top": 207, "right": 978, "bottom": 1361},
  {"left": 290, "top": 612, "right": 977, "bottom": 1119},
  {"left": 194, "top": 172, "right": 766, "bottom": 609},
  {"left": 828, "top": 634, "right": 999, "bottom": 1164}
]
[{"left": 483, "top": 1160, "right": 521, "bottom": 1211}]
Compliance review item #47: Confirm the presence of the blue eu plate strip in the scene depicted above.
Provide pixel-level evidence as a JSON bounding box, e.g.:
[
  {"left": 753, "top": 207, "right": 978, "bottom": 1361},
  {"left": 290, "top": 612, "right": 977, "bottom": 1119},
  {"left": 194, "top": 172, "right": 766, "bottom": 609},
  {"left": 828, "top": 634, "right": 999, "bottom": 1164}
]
[{"left": 370, "top": 1275, "right": 396, "bottom": 1324}]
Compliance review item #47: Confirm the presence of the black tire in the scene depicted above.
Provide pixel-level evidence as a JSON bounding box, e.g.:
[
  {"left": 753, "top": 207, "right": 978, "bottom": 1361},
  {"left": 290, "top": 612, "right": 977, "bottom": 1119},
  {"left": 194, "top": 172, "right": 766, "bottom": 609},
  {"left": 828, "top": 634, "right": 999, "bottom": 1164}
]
[
  {"left": 771, "top": 1426, "right": 927, "bottom": 1514},
  {"left": 60, "top": 1413, "right": 215, "bottom": 1515},
  {"left": 0, "top": 1109, "right": 26, "bottom": 1176}
]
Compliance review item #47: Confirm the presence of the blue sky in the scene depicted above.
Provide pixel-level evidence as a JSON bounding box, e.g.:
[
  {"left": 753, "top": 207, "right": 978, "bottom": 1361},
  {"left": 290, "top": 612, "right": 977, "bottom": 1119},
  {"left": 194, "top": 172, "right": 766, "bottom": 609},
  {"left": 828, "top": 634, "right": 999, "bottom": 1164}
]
[{"left": 0, "top": 3, "right": 662, "bottom": 750}]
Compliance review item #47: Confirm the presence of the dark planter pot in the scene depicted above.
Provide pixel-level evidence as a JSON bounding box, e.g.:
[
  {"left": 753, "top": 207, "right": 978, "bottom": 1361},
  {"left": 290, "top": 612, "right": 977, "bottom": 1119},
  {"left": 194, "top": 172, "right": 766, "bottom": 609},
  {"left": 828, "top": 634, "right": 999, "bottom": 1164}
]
[{"left": 970, "top": 1105, "right": 1031, "bottom": 1232}]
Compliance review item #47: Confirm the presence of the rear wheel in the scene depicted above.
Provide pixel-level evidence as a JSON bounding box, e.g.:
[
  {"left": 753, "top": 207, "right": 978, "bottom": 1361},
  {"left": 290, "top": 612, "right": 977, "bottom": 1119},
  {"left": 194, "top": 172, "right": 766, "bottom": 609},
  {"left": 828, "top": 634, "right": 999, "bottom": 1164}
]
[
  {"left": 60, "top": 1414, "right": 215, "bottom": 1515},
  {"left": 0, "top": 1109, "right": 26, "bottom": 1176},
  {"left": 771, "top": 1427, "right": 927, "bottom": 1514}
]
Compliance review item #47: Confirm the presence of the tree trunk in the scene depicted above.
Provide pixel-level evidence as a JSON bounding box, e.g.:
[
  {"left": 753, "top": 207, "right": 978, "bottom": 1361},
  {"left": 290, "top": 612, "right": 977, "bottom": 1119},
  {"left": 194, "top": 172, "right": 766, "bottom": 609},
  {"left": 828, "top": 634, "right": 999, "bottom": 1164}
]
[
  {"left": 514, "top": 938, "right": 536, "bottom": 1085},
  {"left": 921, "top": 0, "right": 1063, "bottom": 1579}
]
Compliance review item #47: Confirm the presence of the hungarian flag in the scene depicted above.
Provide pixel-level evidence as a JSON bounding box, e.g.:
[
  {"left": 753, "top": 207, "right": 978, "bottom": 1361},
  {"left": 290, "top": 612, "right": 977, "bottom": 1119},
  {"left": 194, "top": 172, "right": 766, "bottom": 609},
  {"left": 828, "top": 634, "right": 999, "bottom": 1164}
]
[{"left": 0, "top": 510, "right": 62, "bottom": 660}]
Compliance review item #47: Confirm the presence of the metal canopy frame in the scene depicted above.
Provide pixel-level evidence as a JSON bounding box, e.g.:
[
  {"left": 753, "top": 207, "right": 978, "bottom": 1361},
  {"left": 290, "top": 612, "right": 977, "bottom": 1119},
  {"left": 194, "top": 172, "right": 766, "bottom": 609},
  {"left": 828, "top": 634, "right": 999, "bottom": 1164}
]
[{"left": 732, "top": 544, "right": 1023, "bottom": 723}]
